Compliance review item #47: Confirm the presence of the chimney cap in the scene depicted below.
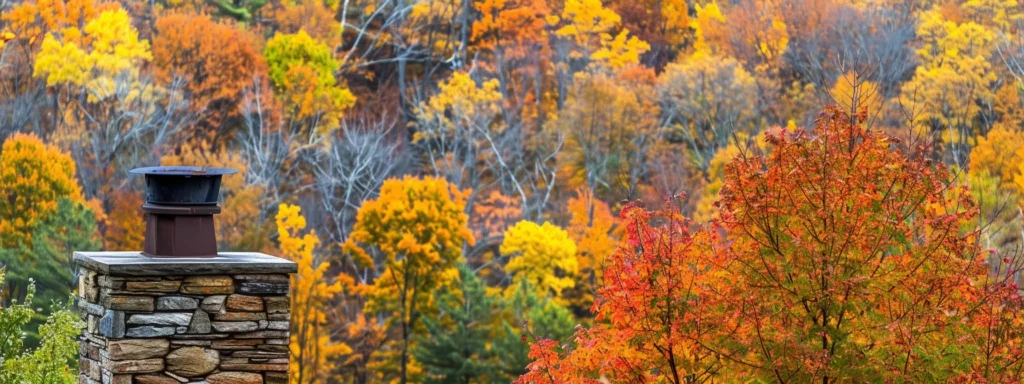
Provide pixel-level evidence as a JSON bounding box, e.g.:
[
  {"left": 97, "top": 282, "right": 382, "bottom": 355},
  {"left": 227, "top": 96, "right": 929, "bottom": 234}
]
[
  {"left": 129, "top": 166, "right": 238, "bottom": 177},
  {"left": 131, "top": 166, "right": 237, "bottom": 206}
]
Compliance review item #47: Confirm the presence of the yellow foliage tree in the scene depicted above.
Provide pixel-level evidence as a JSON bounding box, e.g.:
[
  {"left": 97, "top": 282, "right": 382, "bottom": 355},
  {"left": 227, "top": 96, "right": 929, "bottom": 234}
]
[
  {"left": 1012, "top": 146, "right": 1024, "bottom": 200},
  {"left": 964, "top": 0, "right": 1023, "bottom": 31},
  {"left": 829, "top": 71, "right": 884, "bottom": 119},
  {"left": 0, "top": 31, "right": 13, "bottom": 51},
  {"left": 903, "top": 7, "right": 996, "bottom": 158},
  {"left": 343, "top": 176, "right": 474, "bottom": 384},
  {"left": 557, "top": 69, "right": 659, "bottom": 197},
  {"left": 33, "top": 9, "right": 151, "bottom": 98},
  {"left": 414, "top": 72, "right": 510, "bottom": 212},
  {"left": 501, "top": 220, "right": 578, "bottom": 302},
  {"left": 405, "top": 0, "right": 463, "bottom": 58},
  {"left": 657, "top": 53, "right": 758, "bottom": 171},
  {"left": 554, "top": 0, "right": 649, "bottom": 68},
  {"left": 2, "top": 0, "right": 114, "bottom": 46},
  {"left": 660, "top": 0, "right": 690, "bottom": 47},
  {"left": 416, "top": 72, "right": 503, "bottom": 138},
  {"left": 689, "top": 2, "right": 725, "bottom": 56},
  {"left": 276, "top": 203, "right": 349, "bottom": 384},
  {"left": 590, "top": 25, "right": 650, "bottom": 69},
  {"left": 970, "top": 124, "right": 1024, "bottom": 191},
  {"left": 0, "top": 133, "right": 84, "bottom": 248}
]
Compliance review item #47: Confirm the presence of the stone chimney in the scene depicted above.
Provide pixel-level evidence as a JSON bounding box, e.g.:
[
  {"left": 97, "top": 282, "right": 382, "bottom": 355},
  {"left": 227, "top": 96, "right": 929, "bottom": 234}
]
[{"left": 75, "top": 167, "right": 297, "bottom": 384}]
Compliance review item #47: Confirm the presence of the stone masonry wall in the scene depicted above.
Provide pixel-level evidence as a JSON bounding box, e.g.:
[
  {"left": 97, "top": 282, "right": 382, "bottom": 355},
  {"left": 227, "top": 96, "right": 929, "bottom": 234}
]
[{"left": 76, "top": 269, "right": 291, "bottom": 384}]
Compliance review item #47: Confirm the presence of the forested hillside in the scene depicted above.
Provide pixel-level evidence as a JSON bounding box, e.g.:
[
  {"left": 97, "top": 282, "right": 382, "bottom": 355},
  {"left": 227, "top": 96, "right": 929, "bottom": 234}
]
[{"left": 3, "top": 0, "right": 1024, "bottom": 382}]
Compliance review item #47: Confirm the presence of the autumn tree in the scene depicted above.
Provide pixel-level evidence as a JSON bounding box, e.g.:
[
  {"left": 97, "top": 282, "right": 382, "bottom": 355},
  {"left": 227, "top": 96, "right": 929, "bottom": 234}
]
[
  {"left": 517, "top": 106, "right": 1021, "bottom": 382},
  {"left": 553, "top": 0, "right": 648, "bottom": 70},
  {"left": 416, "top": 70, "right": 562, "bottom": 220},
  {"left": 515, "top": 200, "right": 730, "bottom": 383},
  {"left": 152, "top": 13, "right": 266, "bottom": 141},
  {"left": 715, "top": 107, "right": 1005, "bottom": 381},
  {"left": 557, "top": 68, "right": 659, "bottom": 200},
  {"left": 344, "top": 176, "right": 474, "bottom": 384},
  {"left": 687, "top": 0, "right": 790, "bottom": 70},
  {"left": 101, "top": 190, "right": 144, "bottom": 251},
  {"left": 0, "top": 133, "right": 83, "bottom": 249},
  {"left": 966, "top": 125, "right": 1024, "bottom": 258},
  {"left": 271, "top": 1, "right": 340, "bottom": 47},
  {"left": 684, "top": 0, "right": 794, "bottom": 126},
  {"left": 276, "top": 203, "right": 349, "bottom": 384},
  {"left": 264, "top": 31, "right": 356, "bottom": 138},
  {"left": 970, "top": 124, "right": 1024, "bottom": 193},
  {"left": 609, "top": 0, "right": 689, "bottom": 68},
  {"left": 903, "top": 7, "right": 997, "bottom": 165},
  {"left": 33, "top": 8, "right": 150, "bottom": 95},
  {"left": 501, "top": 220, "right": 578, "bottom": 302},
  {"left": 657, "top": 53, "right": 758, "bottom": 172},
  {"left": 471, "top": 0, "right": 553, "bottom": 128},
  {"left": 0, "top": 31, "right": 12, "bottom": 51},
  {"left": 32, "top": 7, "right": 190, "bottom": 204},
  {"left": 414, "top": 72, "right": 504, "bottom": 213},
  {"left": 0, "top": 126, "right": 95, "bottom": 349},
  {"left": 0, "top": 0, "right": 117, "bottom": 102}
]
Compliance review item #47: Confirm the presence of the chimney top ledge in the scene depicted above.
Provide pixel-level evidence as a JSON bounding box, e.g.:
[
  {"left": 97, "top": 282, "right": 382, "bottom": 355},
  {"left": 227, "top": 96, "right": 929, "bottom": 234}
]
[{"left": 74, "top": 251, "right": 297, "bottom": 276}]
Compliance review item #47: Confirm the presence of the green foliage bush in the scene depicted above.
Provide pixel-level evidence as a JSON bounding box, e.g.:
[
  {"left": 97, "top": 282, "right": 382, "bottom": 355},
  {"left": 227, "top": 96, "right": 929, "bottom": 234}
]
[{"left": 0, "top": 270, "right": 82, "bottom": 384}]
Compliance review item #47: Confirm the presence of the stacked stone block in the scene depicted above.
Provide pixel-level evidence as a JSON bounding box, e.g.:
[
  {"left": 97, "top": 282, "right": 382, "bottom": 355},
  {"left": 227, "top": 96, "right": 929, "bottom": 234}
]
[{"left": 75, "top": 252, "right": 297, "bottom": 384}]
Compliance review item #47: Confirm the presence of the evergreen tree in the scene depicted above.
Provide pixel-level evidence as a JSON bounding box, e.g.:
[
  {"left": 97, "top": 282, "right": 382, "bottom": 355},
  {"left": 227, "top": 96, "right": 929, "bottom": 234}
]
[
  {"left": 493, "top": 279, "right": 576, "bottom": 380},
  {"left": 413, "top": 264, "right": 499, "bottom": 383},
  {"left": 0, "top": 198, "right": 100, "bottom": 345}
]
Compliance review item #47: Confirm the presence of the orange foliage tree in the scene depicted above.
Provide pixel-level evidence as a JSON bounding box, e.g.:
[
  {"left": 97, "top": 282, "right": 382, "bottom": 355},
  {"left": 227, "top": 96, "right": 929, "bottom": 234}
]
[
  {"left": 472, "top": 0, "right": 553, "bottom": 127},
  {"left": 152, "top": 13, "right": 267, "bottom": 140},
  {"left": 0, "top": 133, "right": 84, "bottom": 248},
  {"left": 102, "top": 189, "right": 144, "bottom": 251},
  {"left": 516, "top": 107, "right": 1024, "bottom": 382}
]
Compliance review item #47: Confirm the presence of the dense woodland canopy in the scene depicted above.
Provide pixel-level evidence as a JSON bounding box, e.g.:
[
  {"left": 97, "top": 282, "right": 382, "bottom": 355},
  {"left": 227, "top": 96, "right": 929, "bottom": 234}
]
[{"left": 4, "top": 0, "right": 1024, "bottom": 382}]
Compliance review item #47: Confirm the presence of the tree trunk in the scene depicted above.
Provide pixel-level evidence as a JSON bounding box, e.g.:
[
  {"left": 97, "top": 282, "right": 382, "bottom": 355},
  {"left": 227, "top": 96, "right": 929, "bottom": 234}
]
[{"left": 400, "top": 318, "right": 409, "bottom": 384}]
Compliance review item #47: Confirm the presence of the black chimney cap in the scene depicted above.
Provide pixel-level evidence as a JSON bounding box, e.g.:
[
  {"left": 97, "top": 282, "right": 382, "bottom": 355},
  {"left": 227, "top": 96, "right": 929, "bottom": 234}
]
[{"left": 130, "top": 166, "right": 238, "bottom": 206}]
